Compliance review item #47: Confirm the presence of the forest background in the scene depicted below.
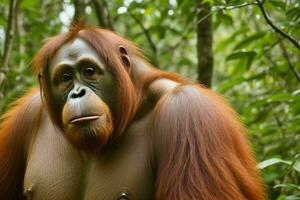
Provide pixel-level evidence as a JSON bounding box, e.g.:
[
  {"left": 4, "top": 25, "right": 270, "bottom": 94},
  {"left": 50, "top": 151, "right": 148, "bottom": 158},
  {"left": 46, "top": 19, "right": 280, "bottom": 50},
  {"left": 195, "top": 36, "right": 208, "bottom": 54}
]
[{"left": 0, "top": 0, "right": 300, "bottom": 199}]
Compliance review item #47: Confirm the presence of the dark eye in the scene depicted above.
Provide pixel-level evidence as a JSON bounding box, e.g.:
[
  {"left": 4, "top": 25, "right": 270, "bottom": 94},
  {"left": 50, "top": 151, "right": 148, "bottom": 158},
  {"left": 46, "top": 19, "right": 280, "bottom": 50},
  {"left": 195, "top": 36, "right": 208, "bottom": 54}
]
[
  {"left": 60, "top": 72, "right": 72, "bottom": 82},
  {"left": 83, "top": 67, "right": 96, "bottom": 77}
]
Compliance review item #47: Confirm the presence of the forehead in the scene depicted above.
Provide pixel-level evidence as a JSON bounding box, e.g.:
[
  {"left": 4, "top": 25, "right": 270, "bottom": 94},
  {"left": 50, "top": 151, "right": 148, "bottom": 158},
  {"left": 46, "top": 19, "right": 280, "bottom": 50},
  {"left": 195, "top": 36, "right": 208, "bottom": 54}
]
[{"left": 49, "top": 38, "right": 103, "bottom": 69}]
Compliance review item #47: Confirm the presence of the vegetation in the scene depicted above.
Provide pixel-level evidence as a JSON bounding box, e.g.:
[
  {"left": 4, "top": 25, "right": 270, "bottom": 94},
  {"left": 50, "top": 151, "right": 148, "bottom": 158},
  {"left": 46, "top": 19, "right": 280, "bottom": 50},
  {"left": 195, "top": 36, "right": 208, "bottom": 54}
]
[{"left": 0, "top": 0, "right": 299, "bottom": 199}]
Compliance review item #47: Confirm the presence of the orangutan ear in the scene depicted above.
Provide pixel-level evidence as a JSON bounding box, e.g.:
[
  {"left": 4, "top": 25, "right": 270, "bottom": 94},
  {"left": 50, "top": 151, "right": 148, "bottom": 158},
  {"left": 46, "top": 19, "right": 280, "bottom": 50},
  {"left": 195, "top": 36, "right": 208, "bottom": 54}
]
[{"left": 119, "top": 45, "right": 131, "bottom": 73}]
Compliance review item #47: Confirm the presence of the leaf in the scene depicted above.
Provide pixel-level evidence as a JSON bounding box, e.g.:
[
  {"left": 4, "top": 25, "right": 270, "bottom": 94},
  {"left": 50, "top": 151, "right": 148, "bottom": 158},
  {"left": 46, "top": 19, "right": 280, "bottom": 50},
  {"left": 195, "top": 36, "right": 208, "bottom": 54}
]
[
  {"left": 144, "top": 7, "right": 155, "bottom": 15},
  {"left": 226, "top": 51, "right": 256, "bottom": 69},
  {"left": 158, "top": 26, "right": 166, "bottom": 38},
  {"left": 293, "top": 160, "right": 300, "bottom": 172},
  {"left": 285, "top": 196, "right": 300, "bottom": 200},
  {"left": 269, "top": 0, "right": 286, "bottom": 10},
  {"left": 215, "top": 27, "right": 248, "bottom": 51},
  {"left": 226, "top": 51, "right": 253, "bottom": 60},
  {"left": 267, "top": 93, "right": 293, "bottom": 103},
  {"left": 234, "top": 32, "right": 266, "bottom": 50},
  {"left": 263, "top": 172, "right": 279, "bottom": 183},
  {"left": 292, "top": 89, "right": 300, "bottom": 96},
  {"left": 286, "top": 7, "right": 300, "bottom": 21},
  {"left": 218, "top": 77, "right": 244, "bottom": 92},
  {"left": 226, "top": 0, "right": 246, "bottom": 4},
  {"left": 293, "top": 154, "right": 300, "bottom": 172},
  {"left": 274, "top": 183, "right": 300, "bottom": 191},
  {"left": 216, "top": 11, "right": 233, "bottom": 27},
  {"left": 250, "top": 109, "right": 270, "bottom": 124},
  {"left": 178, "top": 0, "right": 192, "bottom": 14},
  {"left": 258, "top": 158, "right": 292, "bottom": 169},
  {"left": 201, "top": 0, "right": 214, "bottom": 6},
  {"left": 222, "top": 13, "right": 233, "bottom": 26}
]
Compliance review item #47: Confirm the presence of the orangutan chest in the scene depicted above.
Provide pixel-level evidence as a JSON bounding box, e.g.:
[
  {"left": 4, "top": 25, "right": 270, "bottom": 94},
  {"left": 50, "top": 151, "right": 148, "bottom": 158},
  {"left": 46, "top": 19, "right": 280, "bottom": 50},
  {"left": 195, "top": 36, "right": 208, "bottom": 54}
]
[{"left": 23, "top": 121, "right": 154, "bottom": 200}]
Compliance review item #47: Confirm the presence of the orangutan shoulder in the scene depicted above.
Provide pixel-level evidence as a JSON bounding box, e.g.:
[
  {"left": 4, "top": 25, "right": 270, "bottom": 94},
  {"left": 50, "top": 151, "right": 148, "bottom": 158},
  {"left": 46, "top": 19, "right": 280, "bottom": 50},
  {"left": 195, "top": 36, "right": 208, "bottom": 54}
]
[{"left": 148, "top": 78, "right": 181, "bottom": 101}]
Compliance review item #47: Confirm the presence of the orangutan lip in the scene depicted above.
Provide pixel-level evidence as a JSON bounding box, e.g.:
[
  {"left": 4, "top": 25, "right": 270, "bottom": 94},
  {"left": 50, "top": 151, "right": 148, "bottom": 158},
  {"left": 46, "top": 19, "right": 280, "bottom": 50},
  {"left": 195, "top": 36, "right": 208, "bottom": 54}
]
[{"left": 70, "top": 115, "right": 101, "bottom": 124}]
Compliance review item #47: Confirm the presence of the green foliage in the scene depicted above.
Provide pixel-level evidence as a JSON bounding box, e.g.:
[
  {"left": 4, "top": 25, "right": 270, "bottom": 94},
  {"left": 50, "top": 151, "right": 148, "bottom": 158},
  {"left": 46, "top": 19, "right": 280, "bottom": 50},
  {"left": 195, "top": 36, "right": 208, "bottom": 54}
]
[
  {"left": 0, "top": 0, "right": 299, "bottom": 199},
  {"left": 0, "top": 0, "right": 64, "bottom": 110},
  {"left": 211, "top": 0, "right": 300, "bottom": 199}
]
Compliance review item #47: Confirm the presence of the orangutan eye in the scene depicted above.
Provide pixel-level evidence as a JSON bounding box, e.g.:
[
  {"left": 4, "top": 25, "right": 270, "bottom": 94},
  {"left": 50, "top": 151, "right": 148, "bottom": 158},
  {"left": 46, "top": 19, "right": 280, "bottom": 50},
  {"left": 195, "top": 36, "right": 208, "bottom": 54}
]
[
  {"left": 60, "top": 72, "right": 73, "bottom": 82},
  {"left": 83, "top": 67, "right": 96, "bottom": 77}
]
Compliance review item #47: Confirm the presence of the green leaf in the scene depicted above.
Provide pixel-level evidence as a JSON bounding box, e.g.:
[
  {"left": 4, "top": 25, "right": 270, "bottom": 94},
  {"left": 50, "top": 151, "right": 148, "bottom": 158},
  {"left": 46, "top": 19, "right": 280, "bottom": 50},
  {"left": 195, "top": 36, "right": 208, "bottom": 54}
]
[
  {"left": 202, "top": 0, "right": 214, "bottom": 6},
  {"left": 267, "top": 93, "right": 293, "bottom": 103},
  {"left": 286, "top": 7, "right": 300, "bottom": 20},
  {"left": 263, "top": 172, "right": 279, "bottom": 183},
  {"left": 285, "top": 196, "right": 300, "bottom": 200},
  {"left": 226, "top": 51, "right": 249, "bottom": 60},
  {"left": 234, "top": 32, "right": 266, "bottom": 50},
  {"left": 274, "top": 183, "right": 300, "bottom": 191},
  {"left": 226, "top": 51, "right": 256, "bottom": 69},
  {"left": 144, "top": 7, "right": 155, "bottom": 15},
  {"left": 258, "top": 158, "right": 292, "bottom": 169},
  {"left": 293, "top": 158, "right": 300, "bottom": 172},
  {"left": 216, "top": 11, "right": 233, "bottom": 27},
  {"left": 222, "top": 13, "right": 233, "bottom": 26},
  {"left": 292, "top": 89, "right": 300, "bottom": 96},
  {"left": 293, "top": 162, "right": 300, "bottom": 173},
  {"left": 269, "top": 0, "right": 286, "bottom": 10},
  {"left": 218, "top": 77, "right": 244, "bottom": 92}
]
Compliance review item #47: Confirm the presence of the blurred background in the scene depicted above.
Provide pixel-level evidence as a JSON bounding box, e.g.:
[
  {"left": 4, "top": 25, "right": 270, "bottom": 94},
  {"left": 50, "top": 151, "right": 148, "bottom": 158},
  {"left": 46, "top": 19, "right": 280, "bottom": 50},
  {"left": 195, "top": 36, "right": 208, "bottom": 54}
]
[{"left": 0, "top": 0, "right": 300, "bottom": 199}]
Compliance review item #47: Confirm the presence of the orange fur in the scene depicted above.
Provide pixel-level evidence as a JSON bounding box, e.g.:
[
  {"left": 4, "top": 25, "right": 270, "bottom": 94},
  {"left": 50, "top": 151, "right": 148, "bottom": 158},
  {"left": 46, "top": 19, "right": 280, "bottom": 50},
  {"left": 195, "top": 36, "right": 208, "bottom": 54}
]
[
  {"left": 0, "top": 25, "right": 266, "bottom": 199},
  {"left": 151, "top": 84, "right": 265, "bottom": 200},
  {"left": 32, "top": 25, "right": 141, "bottom": 139},
  {"left": 0, "top": 89, "right": 42, "bottom": 199}
]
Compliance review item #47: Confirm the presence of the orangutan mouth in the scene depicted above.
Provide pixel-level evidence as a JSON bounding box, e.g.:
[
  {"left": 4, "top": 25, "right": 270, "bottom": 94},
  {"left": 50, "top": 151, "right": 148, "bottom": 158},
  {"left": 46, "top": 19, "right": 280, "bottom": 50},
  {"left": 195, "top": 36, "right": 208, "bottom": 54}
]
[{"left": 70, "top": 115, "right": 101, "bottom": 124}]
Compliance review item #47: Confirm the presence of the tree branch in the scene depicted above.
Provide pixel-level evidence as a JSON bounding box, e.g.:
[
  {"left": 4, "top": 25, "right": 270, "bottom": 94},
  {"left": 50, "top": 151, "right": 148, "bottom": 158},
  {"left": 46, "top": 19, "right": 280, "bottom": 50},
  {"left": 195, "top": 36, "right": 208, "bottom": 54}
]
[
  {"left": 273, "top": 112, "right": 287, "bottom": 144},
  {"left": 72, "top": 0, "right": 86, "bottom": 23},
  {"left": 93, "top": 0, "right": 114, "bottom": 30},
  {"left": 128, "top": 12, "right": 158, "bottom": 65},
  {"left": 279, "top": 41, "right": 300, "bottom": 83},
  {"left": 196, "top": 1, "right": 213, "bottom": 87},
  {"left": 161, "top": 12, "right": 197, "bottom": 54},
  {"left": 197, "top": 1, "right": 300, "bottom": 51},
  {"left": 0, "top": 0, "right": 20, "bottom": 88},
  {"left": 197, "top": 2, "right": 257, "bottom": 25},
  {"left": 255, "top": 0, "right": 300, "bottom": 51},
  {"left": 102, "top": 0, "right": 114, "bottom": 30}
]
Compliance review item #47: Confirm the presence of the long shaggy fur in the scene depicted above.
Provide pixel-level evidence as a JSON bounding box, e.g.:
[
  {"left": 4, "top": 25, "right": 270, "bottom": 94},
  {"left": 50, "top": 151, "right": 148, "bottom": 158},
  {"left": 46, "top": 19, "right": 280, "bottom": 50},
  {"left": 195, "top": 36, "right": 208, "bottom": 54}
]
[
  {"left": 0, "top": 89, "right": 42, "bottom": 199},
  {"left": 0, "top": 25, "right": 266, "bottom": 200},
  {"left": 151, "top": 85, "right": 265, "bottom": 200}
]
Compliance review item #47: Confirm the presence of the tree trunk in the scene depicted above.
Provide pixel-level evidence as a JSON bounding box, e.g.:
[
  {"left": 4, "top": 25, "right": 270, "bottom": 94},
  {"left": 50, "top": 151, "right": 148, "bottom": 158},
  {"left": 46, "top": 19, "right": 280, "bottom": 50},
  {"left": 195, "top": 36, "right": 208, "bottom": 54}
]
[
  {"left": 196, "top": 1, "right": 213, "bottom": 87},
  {"left": 72, "top": 0, "right": 86, "bottom": 23},
  {"left": 0, "top": 0, "right": 20, "bottom": 98},
  {"left": 93, "top": 0, "right": 114, "bottom": 30}
]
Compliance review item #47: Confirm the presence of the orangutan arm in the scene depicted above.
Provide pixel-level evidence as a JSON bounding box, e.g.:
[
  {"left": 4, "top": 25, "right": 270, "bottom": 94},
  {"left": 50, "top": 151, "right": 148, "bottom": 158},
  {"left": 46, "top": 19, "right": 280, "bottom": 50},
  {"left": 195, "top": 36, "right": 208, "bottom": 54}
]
[
  {"left": 150, "top": 84, "right": 266, "bottom": 200},
  {"left": 0, "top": 89, "right": 42, "bottom": 200}
]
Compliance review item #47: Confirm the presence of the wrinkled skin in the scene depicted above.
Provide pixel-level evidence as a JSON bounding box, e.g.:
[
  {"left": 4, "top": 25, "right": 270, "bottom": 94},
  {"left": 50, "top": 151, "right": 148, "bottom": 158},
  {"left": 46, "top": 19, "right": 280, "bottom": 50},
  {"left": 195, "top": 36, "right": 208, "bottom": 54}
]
[
  {"left": 24, "top": 39, "right": 157, "bottom": 199},
  {"left": 49, "top": 38, "right": 115, "bottom": 152}
]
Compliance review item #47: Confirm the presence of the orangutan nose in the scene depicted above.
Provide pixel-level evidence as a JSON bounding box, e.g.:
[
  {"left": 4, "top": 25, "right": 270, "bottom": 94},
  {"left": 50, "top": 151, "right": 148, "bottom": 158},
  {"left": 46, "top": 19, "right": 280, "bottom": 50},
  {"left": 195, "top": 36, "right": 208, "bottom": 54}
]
[{"left": 69, "top": 87, "right": 87, "bottom": 99}]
